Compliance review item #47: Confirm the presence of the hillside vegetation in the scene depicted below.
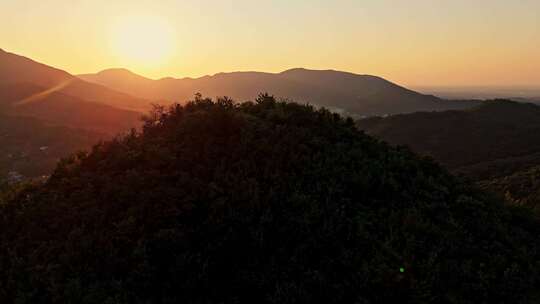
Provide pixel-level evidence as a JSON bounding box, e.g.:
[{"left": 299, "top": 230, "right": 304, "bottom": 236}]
[
  {"left": 0, "top": 95, "right": 538, "bottom": 303},
  {"left": 479, "top": 165, "right": 540, "bottom": 214},
  {"left": 357, "top": 100, "right": 540, "bottom": 171},
  {"left": 357, "top": 99, "right": 540, "bottom": 213}
]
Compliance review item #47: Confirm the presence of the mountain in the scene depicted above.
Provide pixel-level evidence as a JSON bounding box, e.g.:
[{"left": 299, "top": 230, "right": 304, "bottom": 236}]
[
  {"left": 0, "top": 48, "right": 144, "bottom": 134},
  {"left": 0, "top": 48, "right": 149, "bottom": 111},
  {"left": 0, "top": 83, "right": 141, "bottom": 134},
  {"left": 357, "top": 100, "right": 540, "bottom": 178},
  {"left": 357, "top": 100, "right": 540, "bottom": 215},
  {"left": 79, "top": 68, "right": 479, "bottom": 116},
  {"left": 0, "top": 96, "right": 538, "bottom": 303}
]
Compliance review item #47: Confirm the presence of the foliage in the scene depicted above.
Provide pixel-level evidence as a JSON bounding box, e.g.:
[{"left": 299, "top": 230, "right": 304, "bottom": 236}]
[
  {"left": 357, "top": 100, "right": 540, "bottom": 177},
  {"left": 0, "top": 95, "right": 539, "bottom": 303},
  {"left": 357, "top": 99, "right": 540, "bottom": 216},
  {"left": 479, "top": 165, "right": 540, "bottom": 214}
]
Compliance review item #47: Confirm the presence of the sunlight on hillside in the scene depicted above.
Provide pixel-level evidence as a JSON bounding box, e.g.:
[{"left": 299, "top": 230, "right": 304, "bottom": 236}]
[{"left": 14, "top": 79, "right": 73, "bottom": 106}]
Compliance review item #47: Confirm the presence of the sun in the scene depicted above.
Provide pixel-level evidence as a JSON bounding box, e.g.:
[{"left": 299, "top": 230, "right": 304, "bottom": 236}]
[{"left": 111, "top": 16, "right": 175, "bottom": 66}]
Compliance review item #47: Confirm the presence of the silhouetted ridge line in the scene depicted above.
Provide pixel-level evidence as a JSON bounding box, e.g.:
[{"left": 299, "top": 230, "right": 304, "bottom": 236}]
[{"left": 79, "top": 67, "right": 480, "bottom": 116}]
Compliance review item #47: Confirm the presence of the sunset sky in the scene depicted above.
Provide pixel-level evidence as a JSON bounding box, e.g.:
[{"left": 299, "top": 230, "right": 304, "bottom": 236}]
[{"left": 2, "top": 0, "right": 539, "bottom": 87}]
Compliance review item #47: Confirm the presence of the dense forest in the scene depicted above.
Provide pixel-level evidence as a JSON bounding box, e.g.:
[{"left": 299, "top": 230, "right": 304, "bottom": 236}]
[
  {"left": 479, "top": 165, "right": 540, "bottom": 215},
  {"left": 357, "top": 100, "right": 540, "bottom": 212},
  {"left": 357, "top": 100, "right": 540, "bottom": 172},
  {"left": 1, "top": 95, "right": 539, "bottom": 303}
]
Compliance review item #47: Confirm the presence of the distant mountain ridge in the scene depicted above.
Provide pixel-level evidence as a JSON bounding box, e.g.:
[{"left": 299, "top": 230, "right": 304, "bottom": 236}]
[
  {"left": 0, "top": 48, "right": 480, "bottom": 117},
  {"left": 0, "top": 48, "right": 146, "bottom": 181},
  {"left": 79, "top": 67, "right": 479, "bottom": 116},
  {"left": 0, "top": 48, "right": 143, "bottom": 134},
  {"left": 0, "top": 48, "right": 149, "bottom": 111}
]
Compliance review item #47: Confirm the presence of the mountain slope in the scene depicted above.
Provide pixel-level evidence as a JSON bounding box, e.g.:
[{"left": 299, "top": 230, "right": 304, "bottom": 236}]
[
  {"left": 0, "top": 48, "right": 149, "bottom": 111},
  {"left": 79, "top": 68, "right": 479, "bottom": 116},
  {"left": 0, "top": 83, "right": 141, "bottom": 134},
  {"left": 0, "top": 96, "right": 538, "bottom": 303},
  {"left": 357, "top": 100, "right": 540, "bottom": 216},
  {"left": 357, "top": 100, "right": 540, "bottom": 178}
]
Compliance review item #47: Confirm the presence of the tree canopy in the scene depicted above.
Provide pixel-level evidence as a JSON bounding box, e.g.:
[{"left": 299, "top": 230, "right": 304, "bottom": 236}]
[{"left": 1, "top": 95, "right": 539, "bottom": 303}]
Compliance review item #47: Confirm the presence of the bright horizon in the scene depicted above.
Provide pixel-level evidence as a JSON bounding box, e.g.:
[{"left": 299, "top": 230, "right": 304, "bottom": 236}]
[{"left": 2, "top": 0, "right": 539, "bottom": 87}]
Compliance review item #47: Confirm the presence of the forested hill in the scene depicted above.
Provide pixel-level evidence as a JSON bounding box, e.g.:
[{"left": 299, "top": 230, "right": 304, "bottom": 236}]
[
  {"left": 1, "top": 95, "right": 538, "bottom": 303},
  {"left": 357, "top": 100, "right": 540, "bottom": 176},
  {"left": 357, "top": 99, "right": 540, "bottom": 214}
]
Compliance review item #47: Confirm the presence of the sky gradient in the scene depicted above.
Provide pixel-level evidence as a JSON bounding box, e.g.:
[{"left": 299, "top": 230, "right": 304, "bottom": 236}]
[{"left": 2, "top": 0, "right": 539, "bottom": 87}]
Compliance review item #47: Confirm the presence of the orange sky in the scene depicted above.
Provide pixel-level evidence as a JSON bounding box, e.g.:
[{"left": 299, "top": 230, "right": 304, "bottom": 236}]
[{"left": 1, "top": 0, "right": 539, "bottom": 87}]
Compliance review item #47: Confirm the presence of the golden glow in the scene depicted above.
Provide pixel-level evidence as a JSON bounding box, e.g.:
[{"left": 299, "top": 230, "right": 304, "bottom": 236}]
[
  {"left": 1, "top": 1, "right": 539, "bottom": 86},
  {"left": 110, "top": 16, "right": 175, "bottom": 67},
  {"left": 15, "top": 79, "right": 74, "bottom": 106}
]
